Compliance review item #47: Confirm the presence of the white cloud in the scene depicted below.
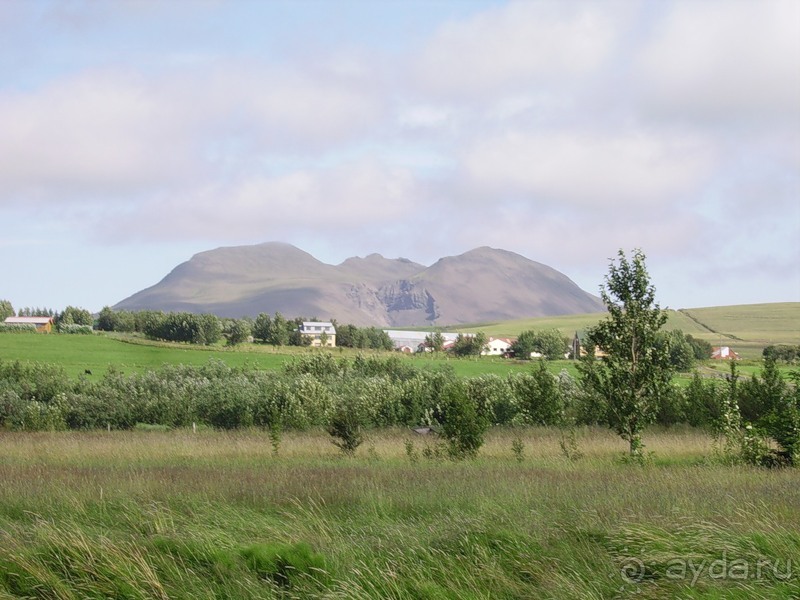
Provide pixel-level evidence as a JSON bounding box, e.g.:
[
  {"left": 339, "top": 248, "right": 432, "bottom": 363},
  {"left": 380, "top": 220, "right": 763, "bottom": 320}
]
[
  {"left": 0, "top": 60, "right": 387, "bottom": 206},
  {"left": 461, "top": 129, "right": 717, "bottom": 206},
  {"left": 636, "top": 0, "right": 800, "bottom": 124},
  {"left": 103, "top": 160, "right": 425, "bottom": 242},
  {"left": 413, "top": 1, "right": 628, "bottom": 98},
  {"left": 0, "top": 70, "right": 193, "bottom": 201}
]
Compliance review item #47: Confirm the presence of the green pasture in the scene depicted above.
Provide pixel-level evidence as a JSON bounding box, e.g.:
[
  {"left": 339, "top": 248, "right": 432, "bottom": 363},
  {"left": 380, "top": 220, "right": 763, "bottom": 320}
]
[
  {"left": 0, "top": 427, "right": 797, "bottom": 599},
  {"left": 458, "top": 302, "right": 799, "bottom": 361},
  {"left": 0, "top": 333, "right": 288, "bottom": 378},
  {"left": 0, "top": 332, "right": 551, "bottom": 379},
  {"left": 0, "top": 301, "right": 796, "bottom": 378}
]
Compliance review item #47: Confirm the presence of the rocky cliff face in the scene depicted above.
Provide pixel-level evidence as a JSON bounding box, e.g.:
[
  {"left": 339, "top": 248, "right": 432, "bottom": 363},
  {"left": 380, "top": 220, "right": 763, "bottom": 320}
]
[
  {"left": 115, "top": 242, "right": 604, "bottom": 326},
  {"left": 377, "top": 281, "right": 440, "bottom": 326}
]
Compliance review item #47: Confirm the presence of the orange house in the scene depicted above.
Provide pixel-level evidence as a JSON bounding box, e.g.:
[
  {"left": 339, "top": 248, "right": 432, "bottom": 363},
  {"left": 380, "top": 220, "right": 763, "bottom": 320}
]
[{"left": 3, "top": 316, "right": 54, "bottom": 333}]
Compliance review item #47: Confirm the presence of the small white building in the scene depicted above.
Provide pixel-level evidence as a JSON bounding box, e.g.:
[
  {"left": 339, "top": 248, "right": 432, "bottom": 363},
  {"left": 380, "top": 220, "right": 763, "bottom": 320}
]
[
  {"left": 299, "top": 322, "right": 336, "bottom": 347},
  {"left": 482, "top": 337, "right": 514, "bottom": 356}
]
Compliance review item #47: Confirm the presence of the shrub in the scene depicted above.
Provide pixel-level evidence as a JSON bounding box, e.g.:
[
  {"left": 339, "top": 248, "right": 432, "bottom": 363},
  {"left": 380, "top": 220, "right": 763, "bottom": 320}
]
[
  {"left": 328, "top": 399, "right": 365, "bottom": 456},
  {"left": 0, "top": 323, "right": 37, "bottom": 334},
  {"left": 57, "top": 324, "right": 93, "bottom": 335},
  {"left": 508, "top": 361, "right": 564, "bottom": 426},
  {"left": 436, "top": 382, "right": 488, "bottom": 459}
]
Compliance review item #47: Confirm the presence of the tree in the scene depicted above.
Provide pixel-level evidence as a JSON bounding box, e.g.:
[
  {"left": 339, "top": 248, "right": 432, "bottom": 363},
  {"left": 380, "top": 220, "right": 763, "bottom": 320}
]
[
  {"left": 0, "top": 300, "right": 14, "bottom": 321},
  {"left": 424, "top": 330, "right": 445, "bottom": 353},
  {"left": 509, "top": 361, "right": 565, "bottom": 425},
  {"left": 686, "top": 334, "right": 713, "bottom": 360},
  {"left": 578, "top": 249, "right": 674, "bottom": 458},
  {"left": 253, "top": 313, "right": 272, "bottom": 343},
  {"left": 511, "top": 330, "right": 538, "bottom": 359},
  {"left": 452, "top": 332, "right": 487, "bottom": 357},
  {"left": 225, "top": 318, "right": 252, "bottom": 346},
  {"left": 534, "top": 329, "right": 569, "bottom": 360},
  {"left": 436, "top": 382, "right": 489, "bottom": 459},
  {"left": 57, "top": 306, "right": 93, "bottom": 327},
  {"left": 268, "top": 312, "right": 290, "bottom": 346},
  {"left": 328, "top": 398, "right": 365, "bottom": 456},
  {"left": 658, "top": 329, "right": 695, "bottom": 371}
]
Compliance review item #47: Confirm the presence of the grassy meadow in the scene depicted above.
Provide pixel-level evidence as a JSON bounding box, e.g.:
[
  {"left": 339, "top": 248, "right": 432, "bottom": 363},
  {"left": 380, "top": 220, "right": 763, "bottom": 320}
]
[{"left": 0, "top": 427, "right": 798, "bottom": 599}]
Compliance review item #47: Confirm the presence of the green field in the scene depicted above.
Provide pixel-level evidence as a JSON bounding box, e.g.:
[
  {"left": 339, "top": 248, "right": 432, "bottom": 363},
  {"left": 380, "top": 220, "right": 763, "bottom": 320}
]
[
  {"left": 0, "top": 331, "right": 568, "bottom": 379},
  {"left": 1, "top": 301, "right": 797, "bottom": 378},
  {"left": 0, "top": 428, "right": 797, "bottom": 599},
  {"left": 458, "top": 302, "right": 800, "bottom": 360}
]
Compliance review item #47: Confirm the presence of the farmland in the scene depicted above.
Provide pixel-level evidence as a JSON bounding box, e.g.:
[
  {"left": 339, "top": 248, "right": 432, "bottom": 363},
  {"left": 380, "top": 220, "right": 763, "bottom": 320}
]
[
  {"left": 1, "top": 302, "right": 797, "bottom": 378},
  {"left": 0, "top": 330, "right": 557, "bottom": 380}
]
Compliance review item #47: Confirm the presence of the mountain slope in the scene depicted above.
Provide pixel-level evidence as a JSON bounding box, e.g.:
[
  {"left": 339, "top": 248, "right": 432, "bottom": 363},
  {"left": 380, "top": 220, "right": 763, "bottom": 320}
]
[{"left": 114, "top": 243, "right": 603, "bottom": 326}]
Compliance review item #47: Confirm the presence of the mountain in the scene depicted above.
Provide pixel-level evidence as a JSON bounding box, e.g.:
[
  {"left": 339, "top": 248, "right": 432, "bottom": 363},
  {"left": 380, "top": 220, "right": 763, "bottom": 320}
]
[{"left": 114, "top": 242, "right": 604, "bottom": 326}]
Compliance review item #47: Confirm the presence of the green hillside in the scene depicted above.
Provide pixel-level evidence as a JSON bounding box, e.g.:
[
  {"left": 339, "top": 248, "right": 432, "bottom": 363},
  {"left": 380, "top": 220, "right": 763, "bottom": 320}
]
[{"left": 453, "top": 302, "right": 799, "bottom": 360}]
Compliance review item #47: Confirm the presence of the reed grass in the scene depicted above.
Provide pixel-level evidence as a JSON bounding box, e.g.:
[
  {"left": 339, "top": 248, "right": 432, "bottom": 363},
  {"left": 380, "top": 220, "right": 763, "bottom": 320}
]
[{"left": 0, "top": 428, "right": 797, "bottom": 599}]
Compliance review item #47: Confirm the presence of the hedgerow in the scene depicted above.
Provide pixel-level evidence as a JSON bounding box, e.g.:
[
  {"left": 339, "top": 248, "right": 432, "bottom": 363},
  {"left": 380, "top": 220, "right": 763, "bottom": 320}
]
[{"left": 0, "top": 354, "right": 796, "bottom": 465}]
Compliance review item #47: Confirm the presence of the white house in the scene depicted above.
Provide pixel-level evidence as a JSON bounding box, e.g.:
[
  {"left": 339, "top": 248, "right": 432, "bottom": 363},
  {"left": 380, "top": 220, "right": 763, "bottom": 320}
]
[
  {"left": 299, "top": 322, "right": 336, "bottom": 347},
  {"left": 482, "top": 337, "right": 514, "bottom": 356}
]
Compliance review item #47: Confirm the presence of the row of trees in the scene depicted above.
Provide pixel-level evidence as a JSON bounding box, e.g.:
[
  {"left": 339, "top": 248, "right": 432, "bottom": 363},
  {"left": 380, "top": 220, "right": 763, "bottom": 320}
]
[
  {"left": 763, "top": 344, "right": 800, "bottom": 364},
  {"left": 95, "top": 307, "right": 395, "bottom": 350},
  {"left": 0, "top": 348, "right": 795, "bottom": 461},
  {"left": 0, "top": 301, "right": 93, "bottom": 327}
]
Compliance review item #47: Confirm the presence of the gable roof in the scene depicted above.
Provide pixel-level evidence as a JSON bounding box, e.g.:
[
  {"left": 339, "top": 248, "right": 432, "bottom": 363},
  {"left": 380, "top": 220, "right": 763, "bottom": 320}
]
[{"left": 4, "top": 316, "right": 53, "bottom": 325}]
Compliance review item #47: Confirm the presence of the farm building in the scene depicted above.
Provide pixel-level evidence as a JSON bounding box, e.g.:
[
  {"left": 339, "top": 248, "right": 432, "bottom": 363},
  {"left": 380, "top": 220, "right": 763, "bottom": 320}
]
[
  {"left": 711, "top": 346, "right": 739, "bottom": 360},
  {"left": 298, "top": 322, "right": 336, "bottom": 347},
  {"left": 383, "top": 330, "right": 460, "bottom": 352},
  {"left": 482, "top": 337, "right": 514, "bottom": 356},
  {"left": 3, "top": 316, "right": 54, "bottom": 333}
]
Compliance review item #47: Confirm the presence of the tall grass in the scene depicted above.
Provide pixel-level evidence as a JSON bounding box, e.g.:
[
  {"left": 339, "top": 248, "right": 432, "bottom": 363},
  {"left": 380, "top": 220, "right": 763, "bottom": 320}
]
[{"left": 0, "top": 428, "right": 797, "bottom": 599}]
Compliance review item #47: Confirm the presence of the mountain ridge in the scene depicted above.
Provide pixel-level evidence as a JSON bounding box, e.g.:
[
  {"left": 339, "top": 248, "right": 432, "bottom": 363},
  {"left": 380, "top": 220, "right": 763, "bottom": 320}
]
[{"left": 114, "top": 242, "right": 604, "bottom": 326}]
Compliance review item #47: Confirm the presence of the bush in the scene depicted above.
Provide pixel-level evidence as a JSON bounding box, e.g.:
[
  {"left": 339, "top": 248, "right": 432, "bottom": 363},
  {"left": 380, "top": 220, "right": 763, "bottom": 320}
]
[
  {"left": 57, "top": 324, "right": 93, "bottom": 335},
  {"left": 0, "top": 323, "right": 37, "bottom": 334},
  {"left": 436, "top": 382, "right": 488, "bottom": 459},
  {"left": 328, "top": 398, "right": 365, "bottom": 455},
  {"left": 508, "top": 361, "right": 564, "bottom": 426}
]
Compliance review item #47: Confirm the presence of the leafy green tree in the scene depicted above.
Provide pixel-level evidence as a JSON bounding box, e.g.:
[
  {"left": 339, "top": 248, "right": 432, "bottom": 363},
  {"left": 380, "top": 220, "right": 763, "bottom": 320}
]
[
  {"left": 225, "top": 318, "right": 252, "bottom": 346},
  {"left": 0, "top": 300, "right": 14, "bottom": 321},
  {"left": 452, "top": 332, "right": 487, "bottom": 357},
  {"left": 509, "top": 361, "right": 565, "bottom": 425},
  {"left": 253, "top": 312, "right": 272, "bottom": 342},
  {"left": 686, "top": 334, "right": 713, "bottom": 360},
  {"left": 57, "top": 306, "right": 93, "bottom": 327},
  {"left": 365, "top": 327, "right": 394, "bottom": 351},
  {"left": 511, "top": 330, "right": 538, "bottom": 359},
  {"left": 269, "top": 312, "right": 290, "bottom": 346},
  {"left": 658, "top": 329, "right": 695, "bottom": 371},
  {"left": 97, "top": 307, "right": 135, "bottom": 332},
  {"left": 437, "top": 382, "right": 489, "bottom": 459},
  {"left": 534, "top": 329, "right": 569, "bottom": 360},
  {"left": 424, "top": 330, "right": 445, "bottom": 353},
  {"left": 578, "top": 249, "right": 674, "bottom": 458}
]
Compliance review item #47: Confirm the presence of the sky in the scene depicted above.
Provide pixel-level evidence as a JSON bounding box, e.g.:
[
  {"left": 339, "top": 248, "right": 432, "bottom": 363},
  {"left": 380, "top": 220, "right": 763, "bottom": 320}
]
[{"left": 1, "top": 0, "right": 799, "bottom": 314}]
